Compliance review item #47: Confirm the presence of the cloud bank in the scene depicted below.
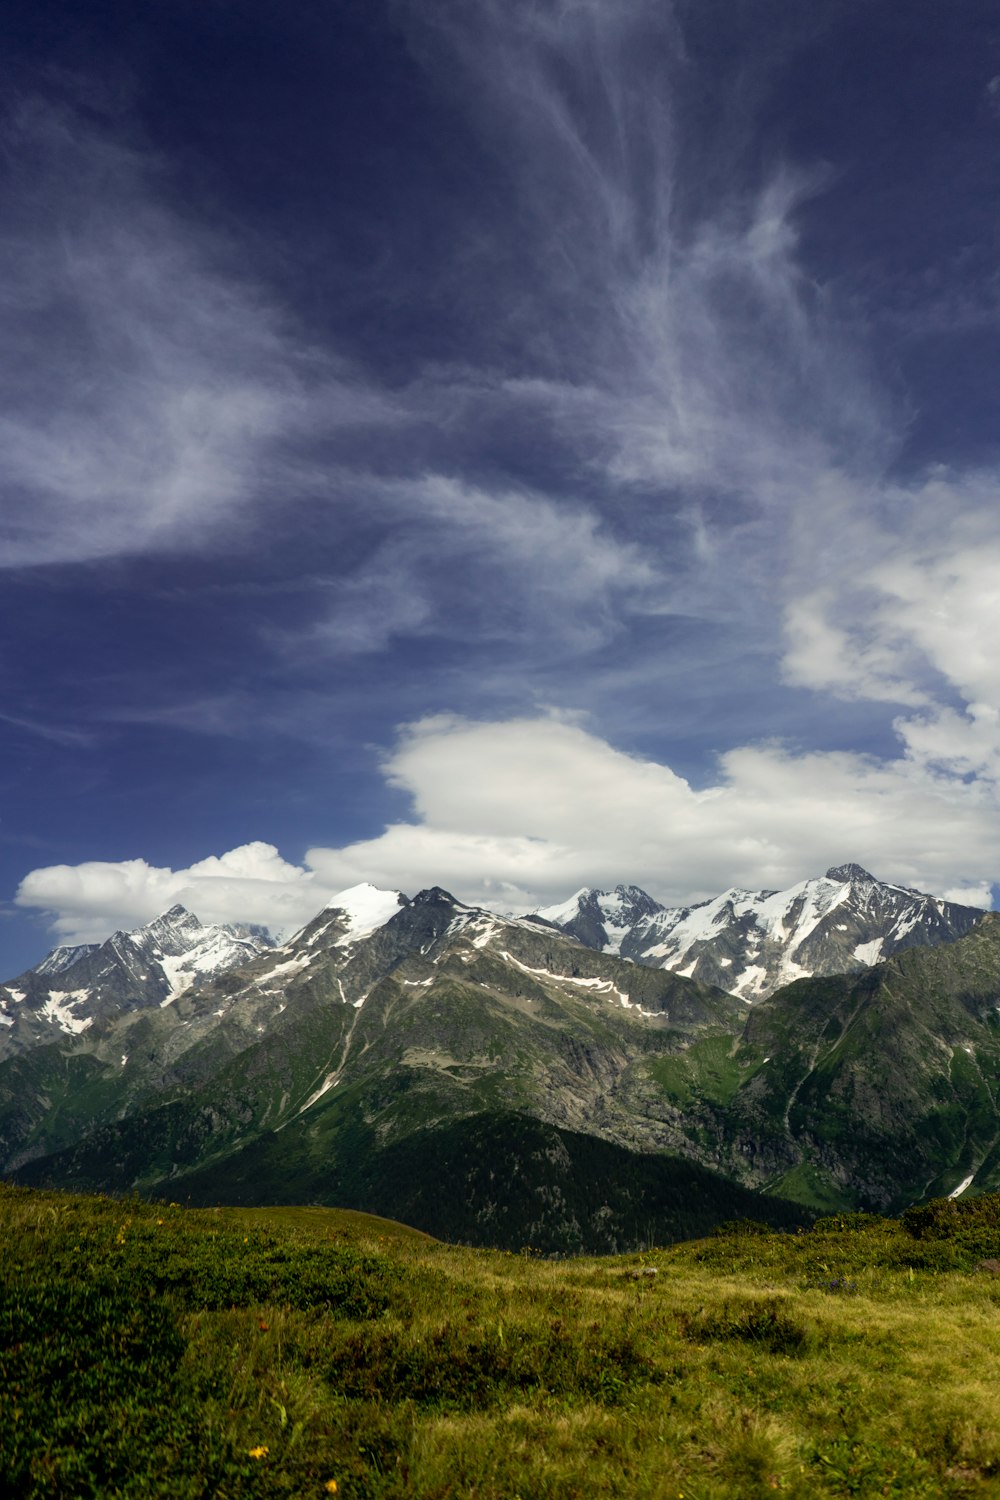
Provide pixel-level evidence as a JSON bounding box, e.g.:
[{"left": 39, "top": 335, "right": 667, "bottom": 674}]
[
  {"left": 16, "top": 710, "right": 996, "bottom": 948},
  {"left": 15, "top": 842, "right": 325, "bottom": 946}
]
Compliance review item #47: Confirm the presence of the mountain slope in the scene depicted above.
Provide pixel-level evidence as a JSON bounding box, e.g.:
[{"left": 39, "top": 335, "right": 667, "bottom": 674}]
[
  {"left": 9, "top": 882, "right": 1000, "bottom": 1241},
  {"left": 640, "top": 912, "right": 1000, "bottom": 1211},
  {"left": 536, "top": 864, "right": 984, "bottom": 1000},
  {"left": 171, "top": 1111, "right": 809, "bottom": 1253}
]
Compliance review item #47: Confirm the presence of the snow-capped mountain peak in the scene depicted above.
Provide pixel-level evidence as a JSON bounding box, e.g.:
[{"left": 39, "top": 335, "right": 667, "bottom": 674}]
[
  {"left": 325, "top": 883, "right": 407, "bottom": 944},
  {"left": 33, "top": 942, "right": 100, "bottom": 977},
  {"left": 534, "top": 867, "right": 986, "bottom": 1001},
  {"left": 288, "top": 883, "right": 407, "bottom": 952},
  {"left": 534, "top": 883, "right": 666, "bottom": 954},
  {"left": 0, "top": 905, "right": 277, "bottom": 1050}
]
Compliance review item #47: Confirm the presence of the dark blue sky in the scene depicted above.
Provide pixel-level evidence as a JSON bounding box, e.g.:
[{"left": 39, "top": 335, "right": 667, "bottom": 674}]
[{"left": 3, "top": 0, "right": 1000, "bottom": 969}]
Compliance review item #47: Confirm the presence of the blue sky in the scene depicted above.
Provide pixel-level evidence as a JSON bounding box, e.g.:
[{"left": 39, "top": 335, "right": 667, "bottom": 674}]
[{"left": 4, "top": 0, "right": 1000, "bottom": 970}]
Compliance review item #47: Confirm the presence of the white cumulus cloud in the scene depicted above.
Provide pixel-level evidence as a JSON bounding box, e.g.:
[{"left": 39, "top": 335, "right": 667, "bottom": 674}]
[
  {"left": 15, "top": 711, "right": 999, "bottom": 948},
  {"left": 15, "top": 842, "right": 327, "bottom": 945},
  {"left": 305, "top": 713, "right": 999, "bottom": 911}
]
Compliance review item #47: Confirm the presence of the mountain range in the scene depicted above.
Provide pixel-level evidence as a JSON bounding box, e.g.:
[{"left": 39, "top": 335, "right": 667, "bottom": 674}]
[
  {"left": 536, "top": 863, "right": 983, "bottom": 999},
  {"left": 0, "top": 866, "right": 995, "bottom": 1250}
]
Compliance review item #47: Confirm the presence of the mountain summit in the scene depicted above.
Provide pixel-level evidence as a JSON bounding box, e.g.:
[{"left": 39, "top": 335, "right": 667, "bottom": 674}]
[{"left": 534, "top": 866, "right": 984, "bottom": 1000}]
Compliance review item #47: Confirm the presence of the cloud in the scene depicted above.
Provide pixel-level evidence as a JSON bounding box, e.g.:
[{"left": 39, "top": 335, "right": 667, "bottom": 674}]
[
  {"left": 403, "top": 1, "right": 892, "bottom": 499},
  {"left": 296, "top": 475, "right": 659, "bottom": 657},
  {"left": 303, "top": 711, "right": 1000, "bottom": 911},
  {"left": 781, "top": 471, "right": 1000, "bottom": 788},
  {"left": 0, "top": 99, "right": 402, "bottom": 568},
  {"left": 14, "top": 841, "right": 326, "bottom": 944},
  {"left": 16, "top": 707, "right": 1000, "bottom": 944},
  {"left": 342, "top": 0, "right": 902, "bottom": 682},
  {"left": 0, "top": 711, "right": 98, "bottom": 748},
  {"left": 0, "top": 12, "right": 899, "bottom": 679}
]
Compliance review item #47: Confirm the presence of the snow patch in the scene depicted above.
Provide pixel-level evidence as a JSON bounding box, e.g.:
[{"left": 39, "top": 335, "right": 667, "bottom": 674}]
[
  {"left": 734, "top": 965, "right": 767, "bottom": 1001},
  {"left": 261, "top": 955, "right": 311, "bottom": 982},
  {"left": 470, "top": 919, "right": 501, "bottom": 949},
  {"left": 326, "top": 883, "right": 404, "bottom": 945},
  {"left": 299, "top": 1073, "right": 339, "bottom": 1112},
  {"left": 42, "top": 990, "right": 93, "bottom": 1034},
  {"left": 949, "top": 1173, "right": 975, "bottom": 1199}
]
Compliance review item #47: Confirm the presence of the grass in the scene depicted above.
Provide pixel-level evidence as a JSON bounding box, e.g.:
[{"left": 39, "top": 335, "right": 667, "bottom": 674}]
[
  {"left": 648, "top": 1034, "right": 752, "bottom": 1108},
  {"left": 6, "top": 1185, "right": 1000, "bottom": 1495}
]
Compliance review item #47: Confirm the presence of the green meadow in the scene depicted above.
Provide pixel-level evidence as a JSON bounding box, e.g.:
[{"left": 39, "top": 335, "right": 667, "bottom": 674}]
[{"left": 5, "top": 1184, "right": 1000, "bottom": 1497}]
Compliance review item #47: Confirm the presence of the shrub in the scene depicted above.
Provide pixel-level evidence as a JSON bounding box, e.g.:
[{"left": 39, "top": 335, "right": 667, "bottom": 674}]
[
  {"left": 0, "top": 1271, "right": 266, "bottom": 1497},
  {"left": 321, "top": 1318, "right": 663, "bottom": 1408},
  {"left": 901, "top": 1193, "right": 1000, "bottom": 1262},
  {"left": 677, "top": 1297, "right": 811, "bottom": 1355}
]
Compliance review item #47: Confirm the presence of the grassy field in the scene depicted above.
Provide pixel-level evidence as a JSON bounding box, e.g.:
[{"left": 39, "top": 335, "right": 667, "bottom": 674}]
[{"left": 5, "top": 1185, "right": 1000, "bottom": 1496}]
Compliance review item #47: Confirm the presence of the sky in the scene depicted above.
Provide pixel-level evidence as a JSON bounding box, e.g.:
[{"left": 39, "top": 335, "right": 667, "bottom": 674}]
[{"left": 4, "top": 0, "right": 1000, "bottom": 969}]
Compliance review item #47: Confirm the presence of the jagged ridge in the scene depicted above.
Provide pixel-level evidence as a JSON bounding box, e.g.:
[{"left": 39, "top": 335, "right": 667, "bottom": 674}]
[{"left": 535, "top": 866, "right": 984, "bottom": 1000}]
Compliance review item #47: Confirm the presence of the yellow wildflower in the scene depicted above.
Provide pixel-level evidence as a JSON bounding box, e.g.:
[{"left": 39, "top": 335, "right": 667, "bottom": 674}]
[
  {"left": 248, "top": 1446, "right": 269, "bottom": 1460},
  {"left": 325, "top": 1483, "right": 338, "bottom": 1494}
]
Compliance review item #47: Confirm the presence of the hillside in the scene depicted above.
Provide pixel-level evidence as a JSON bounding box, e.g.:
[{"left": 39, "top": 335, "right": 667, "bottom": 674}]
[
  {"left": 7, "top": 1182, "right": 1000, "bottom": 1497},
  {"left": 647, "top": 911, "right": 1000, "bottom": 1211}
]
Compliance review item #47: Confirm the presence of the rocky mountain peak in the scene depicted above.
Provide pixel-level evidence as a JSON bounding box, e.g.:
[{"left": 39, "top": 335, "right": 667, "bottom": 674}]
[
  {"left": 611, "top": 884, "right": 665, "bottom": 920},
  {"left": 412, "top": 887, "right": 461, "bottom": 906},
  {"left": 539, "top": 866, "right": 986, "bottom": 1002},
  {"left": 825, "top": 863, "right": 877, "bottom": 885},
  {"left": 0, "top": 904, "right": 276, "bottom": 1055}
]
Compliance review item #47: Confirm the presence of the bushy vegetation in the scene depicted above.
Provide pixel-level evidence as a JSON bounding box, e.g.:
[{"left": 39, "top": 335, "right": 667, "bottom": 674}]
[{"left": 6, "top": 1183, "right": 1000, "bottom": 1495}]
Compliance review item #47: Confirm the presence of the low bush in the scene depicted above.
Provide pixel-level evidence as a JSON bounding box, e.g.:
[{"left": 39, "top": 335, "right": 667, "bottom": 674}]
[
  {"left": 320, "top": 1317, "right": 662, "bottom": 1408},
  {"left": 0, "top": 1270, "right": 268, "bottom": 1497},
  {"left": 677, "top": 1296, "right": 811, "bottom": 1354},
  {"left": 901, "top": 1192, "right": 1000, "bottom": 1261}
]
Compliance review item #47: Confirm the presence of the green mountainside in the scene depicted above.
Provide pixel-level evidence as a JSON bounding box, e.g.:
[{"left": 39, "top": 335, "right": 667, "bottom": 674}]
[
  {"left": 6, "top": 891, "right": 1000, "bottom": 1245},
  {"left": 649, "top": 912, "right": 1000, "bottom": 1211}
]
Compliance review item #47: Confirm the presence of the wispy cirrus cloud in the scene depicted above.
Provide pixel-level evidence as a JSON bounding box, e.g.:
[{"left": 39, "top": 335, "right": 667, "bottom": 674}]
[
  {"left": 0, "top": 99, "right": 403, "bottom": 570},
  {"left": 293, "top": 474, "right": 659, "bottom": 658}
]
